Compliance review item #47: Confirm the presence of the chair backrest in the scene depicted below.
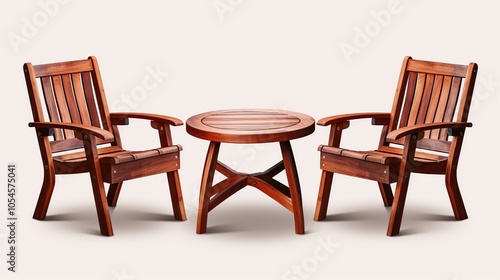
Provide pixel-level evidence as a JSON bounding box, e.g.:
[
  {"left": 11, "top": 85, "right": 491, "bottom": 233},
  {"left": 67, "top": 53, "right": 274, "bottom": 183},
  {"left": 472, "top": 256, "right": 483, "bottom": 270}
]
[
  {"left": 24, "top": 56, "right": 116, "bottom": 153},
  {"left": 387, "top": 56, "right": 478, "bottom": 153}
]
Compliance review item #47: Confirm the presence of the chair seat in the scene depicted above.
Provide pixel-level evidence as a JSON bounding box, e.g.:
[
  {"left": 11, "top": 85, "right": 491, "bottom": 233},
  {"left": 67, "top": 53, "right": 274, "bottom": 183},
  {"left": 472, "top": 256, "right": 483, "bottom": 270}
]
[
  {"left": 320, "top": 146, "right": 400, "bottom": 165},
  {"left": 319, "top": 145, "right": 448, "bottom": 183},
  {"left": 320, "top": 145, "right": 448, "bottom": 164},
  {"left": 100, "top": 145, "right": 182, "bottom": 164},
  {"left": 53, "top": 145, "right": 182, "bottom": 183}
]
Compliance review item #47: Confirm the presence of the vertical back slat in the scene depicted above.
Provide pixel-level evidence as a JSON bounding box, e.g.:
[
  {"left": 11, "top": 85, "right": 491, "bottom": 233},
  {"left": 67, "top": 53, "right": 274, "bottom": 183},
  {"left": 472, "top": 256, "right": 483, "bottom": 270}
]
[
  {"left": 439, "top": 77, "right": 462, "bottom": 139},
  {"left": 407, "top": 73, "right": 426, "bottom": 127},
  {"left": 41, "top": 76, "right": 63, "bottom": 140},
  {"left": 425, "top": 75, "right": 444, "bottom": 139},
  {"left": 443, "top": 77, "right": 462, "bottom": 122},
  {"left": 52, "top": 75, "right": 74, "bottom": 139},
  {"left": 61, "top": 74, "right": 82, "bottom": 124},
  {"left": 416, "top": 73, "right": 435, "bottom": 125},
  {"left": 399, "top": 71, "right": 417, "bottom": 128},
  {"left": 430, "top": 75, "right": 453, "bottom": 139},
  {"left": 72, "top": 73, "right": 92, "bottom": 126},
  {"left": 82, "top": 72, "right": 101, "bottom": 127}
]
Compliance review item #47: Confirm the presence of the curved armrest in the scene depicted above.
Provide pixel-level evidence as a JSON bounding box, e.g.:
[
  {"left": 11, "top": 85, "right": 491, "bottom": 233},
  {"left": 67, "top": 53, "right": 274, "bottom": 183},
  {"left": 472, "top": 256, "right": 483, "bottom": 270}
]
[
  {"left": 28, "top": 122, "right": 114, "bottom": 140},
  {"left": 110, "top": 112, "right": 183, "bottom": 126},
  {"left": 317, "top": 112, "right": 391, "bottom": 126},
  {"left": 387, "top": 122, "right": 472, "bottom": 140}
]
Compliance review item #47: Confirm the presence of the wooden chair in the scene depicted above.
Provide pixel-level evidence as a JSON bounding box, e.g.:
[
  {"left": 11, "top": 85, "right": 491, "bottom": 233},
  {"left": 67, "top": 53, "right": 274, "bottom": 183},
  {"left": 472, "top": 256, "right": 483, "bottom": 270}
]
[
  {"left": 24, "top": 56, "right": 187, "bottom": 236},
  {"left": 314, "top": 56, "right": 478, "bottom": 236}
]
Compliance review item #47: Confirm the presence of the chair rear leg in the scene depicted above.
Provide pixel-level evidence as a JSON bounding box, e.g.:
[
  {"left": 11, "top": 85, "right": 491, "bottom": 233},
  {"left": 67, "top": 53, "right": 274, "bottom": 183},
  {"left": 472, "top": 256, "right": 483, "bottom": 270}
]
[
  {"left": 167, "top": 170, "right": 187, "bottom": 221},
  {"left": 445, "top": 169, "right": 468, "bottom": 220},
  {"left": 314, "top": 170, "right": 334, "bottom": 221},
  {"left": 107, "top": 182, "right": 123, "bottom": 207},
  {"left": 33, "top": 168, "right": 56, "bottom": 220},
  {"left": 378, "top": 182, "right": 393, "bottom": 207}
]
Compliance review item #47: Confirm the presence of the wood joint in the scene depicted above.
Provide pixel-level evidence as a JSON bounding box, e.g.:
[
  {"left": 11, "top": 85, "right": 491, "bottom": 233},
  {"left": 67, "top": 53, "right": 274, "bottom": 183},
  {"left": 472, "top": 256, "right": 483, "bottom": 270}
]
[
  {"left": 372, "top": 118, "right": 390, "bottom": 126},
  {"left": 448, "top": 127, "right": 466, "bottom": 137},
  {"left": 36, "top": 127, "right": 54, "bottom": 137},
  {"left": 111, "top": 117, "right": 129, "bottom": 126}
]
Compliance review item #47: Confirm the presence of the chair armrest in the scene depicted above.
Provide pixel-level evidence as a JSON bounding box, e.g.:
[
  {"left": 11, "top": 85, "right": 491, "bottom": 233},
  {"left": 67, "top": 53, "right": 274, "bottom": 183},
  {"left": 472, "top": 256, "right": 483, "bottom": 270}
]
[
  {"left": 110, "top": 112, "right": 183, "bottom": 126},
  {"left": 28, "top": 122, "right": 114, "bottom": 140},
  {"left": 386, "top": 122, "right": 472, "bottom": 140},
  {"left": 317, "top": 112, "right": 391, "bottom": 126}
]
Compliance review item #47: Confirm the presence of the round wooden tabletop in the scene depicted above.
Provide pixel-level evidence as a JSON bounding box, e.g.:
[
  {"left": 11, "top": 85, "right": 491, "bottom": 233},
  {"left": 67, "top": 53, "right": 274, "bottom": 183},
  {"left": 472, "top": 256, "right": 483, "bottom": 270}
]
[{"left": 186, "top": 109, "right": 315, "bottom": 143}]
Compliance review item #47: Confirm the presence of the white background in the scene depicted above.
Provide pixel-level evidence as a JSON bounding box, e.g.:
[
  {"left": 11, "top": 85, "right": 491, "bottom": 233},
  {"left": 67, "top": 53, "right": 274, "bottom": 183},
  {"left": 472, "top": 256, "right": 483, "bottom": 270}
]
[{"left": 1, "top": 0, "right": 499, "bottom": 279}]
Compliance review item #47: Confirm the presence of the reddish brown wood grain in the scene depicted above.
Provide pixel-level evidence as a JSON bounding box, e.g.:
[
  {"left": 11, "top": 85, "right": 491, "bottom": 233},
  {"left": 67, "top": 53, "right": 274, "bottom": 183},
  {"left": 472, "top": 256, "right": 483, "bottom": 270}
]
[
  {"left": 313, "top": 56, "right": 478, "bottom": 236},
  {"left": 24, "top": 56, "right": 187, "bottom": 236},
  {"left": 187, "top": 109, "right": 314, "bottom": 234},
  {"left": 187, "top": 109, "right": 315, "bottom": 143}
]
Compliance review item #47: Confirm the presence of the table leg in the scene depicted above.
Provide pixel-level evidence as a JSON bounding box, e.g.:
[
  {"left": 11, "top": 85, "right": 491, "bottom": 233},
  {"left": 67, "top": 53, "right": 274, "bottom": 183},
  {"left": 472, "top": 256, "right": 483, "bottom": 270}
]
[
  {"left": 279, "top": 141, "right": 305, "bottom": 234},
  {"left": 196, "top": 141, "right": 221, "bottom": 234}
]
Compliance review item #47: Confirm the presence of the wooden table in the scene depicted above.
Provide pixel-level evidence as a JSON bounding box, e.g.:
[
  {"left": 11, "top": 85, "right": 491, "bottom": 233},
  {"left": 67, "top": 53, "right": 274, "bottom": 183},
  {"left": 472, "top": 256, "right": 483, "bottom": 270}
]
[{"left": 186, "top": 109, "right": 315, "bottom": 234}]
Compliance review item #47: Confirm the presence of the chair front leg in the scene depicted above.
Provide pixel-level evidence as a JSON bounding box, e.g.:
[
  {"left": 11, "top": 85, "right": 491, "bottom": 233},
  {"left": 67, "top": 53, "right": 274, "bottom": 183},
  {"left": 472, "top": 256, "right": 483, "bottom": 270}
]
[
  {"left": 386, "top": 133, "right": 418, "bottom": 236},
  {"left": 314, "top": 170, "right": 334, "bottom": 221},
  {"left": 387, "top": 174, "right": 410, "bottom": 236},
  {"left": 155, "top": 122, "right": 187, "bottom": 221},
  {"left": 167, "top": 170, "right": 187, "bottom": 221},
  {"left": 376, "top": 123, "right": 394, "bottom": 207},
  {"left": 314, "top": 121, "right": 346, "bottom": 221},
  {"left": 82, "top": 133, "right": 114, "bottom": 236}
]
